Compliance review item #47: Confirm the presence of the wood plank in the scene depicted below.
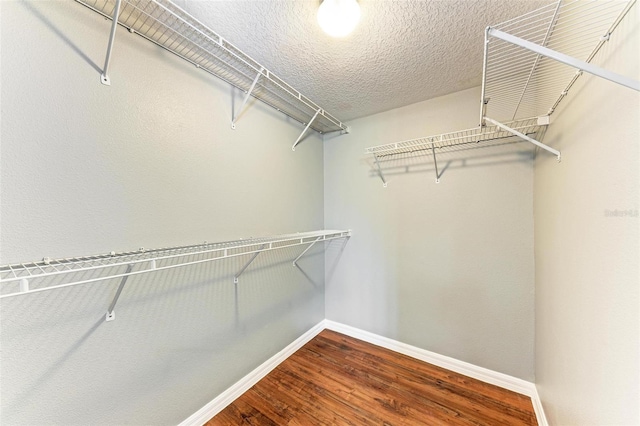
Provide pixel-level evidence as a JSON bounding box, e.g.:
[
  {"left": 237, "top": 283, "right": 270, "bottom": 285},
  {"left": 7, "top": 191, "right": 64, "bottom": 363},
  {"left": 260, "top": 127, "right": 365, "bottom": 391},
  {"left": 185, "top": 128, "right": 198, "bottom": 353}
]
[
  {"left": 318, "top": 330, "right": 535, "bottom": 420},
  {"left": 309, "top": 333, "right": 534, "bottom": 424},
  {"left": 206, "top": 396, "right": 277, "bottom": 425},
  {"left": 287, "top": 349, "right": 461, "bottom": 425},
  {"left": 260, "top": 369, "right": 361, "bottom": 425},
  {"left": 209, "top": 330, "right": 537, "bottom": 425},
  {"left": 266, "top": 366, "right": 380, "bottom": 425},
  {"left": 320, "top": 330, "right": 531, "bottom": 410},
  {"left": 294, "top": 344, "right": 482, "bottom": 425}
]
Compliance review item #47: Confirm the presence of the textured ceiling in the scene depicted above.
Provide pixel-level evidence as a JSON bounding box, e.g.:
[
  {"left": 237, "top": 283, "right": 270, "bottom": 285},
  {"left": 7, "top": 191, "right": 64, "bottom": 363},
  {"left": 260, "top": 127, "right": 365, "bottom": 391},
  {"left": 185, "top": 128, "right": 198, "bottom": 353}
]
[{"left": 179, "top": 0, "right": 550, "bottom": 122}]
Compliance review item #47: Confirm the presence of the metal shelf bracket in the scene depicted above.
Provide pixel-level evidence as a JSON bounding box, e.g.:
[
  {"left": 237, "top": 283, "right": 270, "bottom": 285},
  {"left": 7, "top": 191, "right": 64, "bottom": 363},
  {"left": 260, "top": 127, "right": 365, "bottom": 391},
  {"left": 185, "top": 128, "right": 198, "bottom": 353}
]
[
  {"left": 104, "top": 259, "right": 156, "bottom": 321},
  {"left": 373, "top": 153, "right": 387, "bottom": 187},
  {"left": 105, "top": 263, "right": 133, "bottom": 322},
  {"left": 100, "top": 0, "right": 122, "bottom": 86},
  {"left": 431, "top": 144, "right": 440, "bottom": 184},
  {"left": 293, "top": 236, "right": 322, "bottom": 267},
  {"left": 231, "top": 67, "right": 264, "bottom": 129},
  {"left": 292, "top": 109, "right": 321, "bottom": 151},
  {"left": 233, "top": 244, "right": 266, "bottom": 284},
  {"left": 479, "top": 26, "right": 490, "bottom": 127},
  {"left": 484, "top": 116, "right": 560, "bottom": 161}
]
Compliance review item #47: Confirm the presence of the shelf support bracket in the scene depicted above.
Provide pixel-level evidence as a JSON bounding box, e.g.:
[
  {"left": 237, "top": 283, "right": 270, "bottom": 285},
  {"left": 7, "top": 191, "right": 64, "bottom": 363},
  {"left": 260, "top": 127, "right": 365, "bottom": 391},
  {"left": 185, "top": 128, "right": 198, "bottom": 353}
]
[
  {"left": 292, "top": 108, "right": 321, "bottom": 151},
  {"left": 487, "top": 28, "right": 640, "bottom": 92},
  {"left": 231, "top": 67, "right": 264, "bottom": 129},
  {"left": 480, "top": 97, "right": 489, "bottom": 128},
  {"left": 372, "top": 153, "right": 387, "bottom": 187},
  {"left": 293, "top": 236, "right": 323, "bottom": 267},
  {"left": 234, "top": 244, "right": 266, "bottom": 284},
  {"left": 100, "top": 0, "right": 123, "bottom": 86},
  {"left": 479, "top": 26, "right": 490, "bottom": 127},
  {"left": 431, "top": 145, "right": 440, "bottom": 183},
  {"left": 484, "top": 116, "right": 561, "bottom": 161},
  {"left": 105, "top": 263, "right": 133, "bottom": 322}
]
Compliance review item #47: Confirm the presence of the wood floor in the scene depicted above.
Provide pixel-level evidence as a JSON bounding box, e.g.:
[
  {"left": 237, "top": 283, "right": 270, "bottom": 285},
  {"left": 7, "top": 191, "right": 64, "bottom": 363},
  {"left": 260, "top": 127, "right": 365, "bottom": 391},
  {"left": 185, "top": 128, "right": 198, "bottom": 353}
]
[{"left": 207, "top": 330, "right": 537, "bottom": 425}]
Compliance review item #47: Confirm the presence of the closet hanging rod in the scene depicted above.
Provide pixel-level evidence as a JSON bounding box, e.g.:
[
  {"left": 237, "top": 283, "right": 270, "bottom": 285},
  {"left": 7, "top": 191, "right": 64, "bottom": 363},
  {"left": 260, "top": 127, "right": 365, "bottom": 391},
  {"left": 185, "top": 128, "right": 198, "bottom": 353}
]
[
  {"left": 75, "top": 0, "right": 348, "bottom": 135},
  {"left": 0, "top": 230, "right": 351, "bottom": 299}
]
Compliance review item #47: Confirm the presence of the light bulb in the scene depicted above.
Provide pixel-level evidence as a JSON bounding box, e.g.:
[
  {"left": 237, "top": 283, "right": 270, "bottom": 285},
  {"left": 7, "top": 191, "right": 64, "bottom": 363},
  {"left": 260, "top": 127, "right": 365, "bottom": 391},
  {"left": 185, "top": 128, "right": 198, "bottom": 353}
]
[{"left": 317, "top": 0, "right": 361, "bottom": 38}]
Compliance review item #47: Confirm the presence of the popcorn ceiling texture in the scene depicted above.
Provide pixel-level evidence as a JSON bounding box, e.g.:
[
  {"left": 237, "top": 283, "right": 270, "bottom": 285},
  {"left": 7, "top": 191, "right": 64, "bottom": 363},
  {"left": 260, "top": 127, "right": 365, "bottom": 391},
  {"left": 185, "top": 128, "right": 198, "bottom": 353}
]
[{"left": 181, "top": 0, "right": 551, "bottom": 122}]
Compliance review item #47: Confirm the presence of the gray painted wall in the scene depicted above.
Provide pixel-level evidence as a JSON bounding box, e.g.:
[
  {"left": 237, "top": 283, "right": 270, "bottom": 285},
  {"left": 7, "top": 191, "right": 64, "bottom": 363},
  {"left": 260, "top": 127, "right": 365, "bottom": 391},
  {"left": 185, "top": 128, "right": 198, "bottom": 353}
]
[
  {"left": 534, "top": 7, "right": 640, "bottom": 425},
  {"left": 4, "top": 1, "right": 637, "bottom": 424},
  {"left": 0, "top": 1, "right": 326, "bottom": 424},
  {"left": 323, "top": 87, "right": 536, "bottom": 381}
]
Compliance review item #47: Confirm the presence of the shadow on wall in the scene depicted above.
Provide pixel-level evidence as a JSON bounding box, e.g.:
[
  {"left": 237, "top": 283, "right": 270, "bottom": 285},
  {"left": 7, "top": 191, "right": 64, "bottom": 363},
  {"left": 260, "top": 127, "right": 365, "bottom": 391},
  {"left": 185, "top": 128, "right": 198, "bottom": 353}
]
[
  {"left": 22, "top": 0, "right": 309, "bottom": 142},
  {"left": 325, "top": 237, "right": 350, "bottom": 285},
  {"left": 22, "top": 1, "right": 102, "bottom": 74},
  {"left": 0, "top": 242, "right": 346, "bottom": 424},
  {"left": 365, "top": 137, "right": 538, "bottom": 185}
]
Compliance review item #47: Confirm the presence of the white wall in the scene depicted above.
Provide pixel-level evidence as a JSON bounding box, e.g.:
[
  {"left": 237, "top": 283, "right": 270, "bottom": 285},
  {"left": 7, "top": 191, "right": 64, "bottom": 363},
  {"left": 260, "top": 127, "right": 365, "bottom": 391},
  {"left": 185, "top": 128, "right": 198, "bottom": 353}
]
[
  {"left": 323, "top": 87, "right": 536, "bottom": 380},
  {"left": 534, "top": 7, "right": 640, "bottom": 425},
  {"left": 0, "top": 1, "right": 326, "bottom": 424}
]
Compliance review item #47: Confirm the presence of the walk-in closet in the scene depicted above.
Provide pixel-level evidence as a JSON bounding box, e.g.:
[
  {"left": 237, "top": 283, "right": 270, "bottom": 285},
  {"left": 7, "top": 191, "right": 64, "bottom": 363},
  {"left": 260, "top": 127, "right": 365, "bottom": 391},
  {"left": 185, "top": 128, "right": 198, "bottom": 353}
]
[{"left": 1, "top": 0, "right": 638, "bottom": 424}]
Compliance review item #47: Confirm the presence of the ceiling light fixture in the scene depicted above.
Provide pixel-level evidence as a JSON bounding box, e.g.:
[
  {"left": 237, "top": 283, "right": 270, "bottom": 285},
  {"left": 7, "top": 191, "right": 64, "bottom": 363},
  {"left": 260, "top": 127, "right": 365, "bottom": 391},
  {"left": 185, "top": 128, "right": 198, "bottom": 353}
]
[{"left": 317, "top": 0, "right": 361, "bottom": 38}]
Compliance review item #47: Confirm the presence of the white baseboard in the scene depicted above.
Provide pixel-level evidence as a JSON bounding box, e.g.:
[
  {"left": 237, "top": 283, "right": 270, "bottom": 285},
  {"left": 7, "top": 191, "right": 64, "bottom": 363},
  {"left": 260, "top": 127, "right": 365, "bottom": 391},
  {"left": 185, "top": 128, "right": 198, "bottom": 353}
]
[
  {"left": 178, "top": 321, "right": 326, "bottom": 426},
  {"left": 181, "top": 319, "right": 547, "bottom": 426},
  {"left": 323, "top": 320, "right": 548, "bottom": 426},
  {"left": 323, "top": 320, "right": 535, "bottom": 395},
  {"left": 530, "top": 386, "right": 549, "bottom": 426}
]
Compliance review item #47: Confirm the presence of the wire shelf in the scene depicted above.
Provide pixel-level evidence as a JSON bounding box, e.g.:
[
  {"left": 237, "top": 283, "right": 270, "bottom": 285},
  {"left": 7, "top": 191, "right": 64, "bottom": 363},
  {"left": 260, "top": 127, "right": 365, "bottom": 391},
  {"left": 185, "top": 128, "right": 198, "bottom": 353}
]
[
  {"left": 0, "top": 230, "right": 351, "bottom": 299},
  {"left": 365, "top": 0, "right": 636, "bottom": 183},
  {"left": 366, "top": 117, "right": 548, "bottom": 158},
  {"left": 75, "top": 0, "right": 347, "bottom": 134},
  {"left": 482, "top": 0, "right": 636, "bottom": 122}
]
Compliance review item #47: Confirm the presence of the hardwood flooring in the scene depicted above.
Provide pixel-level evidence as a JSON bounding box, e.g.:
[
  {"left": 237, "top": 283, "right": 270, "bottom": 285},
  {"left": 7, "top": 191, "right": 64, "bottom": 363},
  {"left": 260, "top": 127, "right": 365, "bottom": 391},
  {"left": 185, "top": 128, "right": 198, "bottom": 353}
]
[{"left": 207, "top": 330, "right": 537, "bottom": 425}]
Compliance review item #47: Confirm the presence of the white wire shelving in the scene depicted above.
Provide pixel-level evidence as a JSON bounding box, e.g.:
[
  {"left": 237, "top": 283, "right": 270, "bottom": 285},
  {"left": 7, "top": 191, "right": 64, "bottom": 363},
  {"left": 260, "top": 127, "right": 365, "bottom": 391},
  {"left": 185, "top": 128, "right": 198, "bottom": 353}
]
[
  {"left": 366, "top": 117, "right": 549, "bottom": 185},
  {"left": 481, "top": 0, "right": 638, "bottom": 124},
  {"left": 367, "top": 0, "right": 638, "bottom": 184},
  {"left": 0, "top": 230, "right": 351, "bottom": 320},
  {"left": 75, "top": 0, "right": 348, "bottom": 140}
]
